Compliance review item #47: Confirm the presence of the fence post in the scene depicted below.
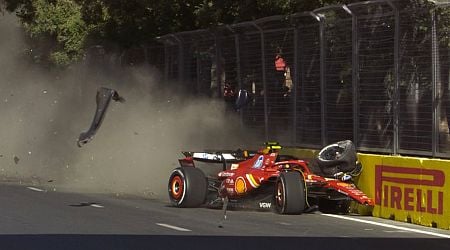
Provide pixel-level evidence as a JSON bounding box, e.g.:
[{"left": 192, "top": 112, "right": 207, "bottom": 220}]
[
  {"left": 226, "top": 25, "right": 244, "bottom": 125},
  {"left": 344, "top": 5, "right": 360, "bottom": 148},
  {"left": 293, "top": 26, "right": 299, "bottom": 144},
  {"left": 431, "top": 8, "right": 439, "bottom": 157},
  {"left": 214, "top": 33, "right": 223, "bottom": 97},
  {"left": 163, "top": 43, "right": 169, "bottom": 83},
  {"left": 318, "top": 14, "right": 327, "bottom": 147},
  {"left": 387, "top": 1, "right": 399, "bottom": 155},
  {"left": 170, "top": 34, "right": 184, "bottom": 83},
  {"left": 195, "top": 41, "right": 201, "bottom": 93},
  {"left": 226, "top": 26, "right": 242, "bottom": 91},
  {"left": 292, "top": 12, "right": 322, "bottom": 145},
  {"left": 252, "top": 22, "right": 269, "bottom": 141}
]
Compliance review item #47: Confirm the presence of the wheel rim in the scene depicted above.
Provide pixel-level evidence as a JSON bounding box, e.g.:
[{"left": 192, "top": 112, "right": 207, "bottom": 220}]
[
  {"left": 170, "top": 175, "right": 184, "bottom": 201},
  {"left": 275, "top": 181, "right": 284, "bottom": 208}
]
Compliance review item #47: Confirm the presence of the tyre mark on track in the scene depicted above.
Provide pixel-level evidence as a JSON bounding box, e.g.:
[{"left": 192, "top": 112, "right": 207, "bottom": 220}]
[{"left": 156, "top": 223, "right": 191, "bottom": 232}]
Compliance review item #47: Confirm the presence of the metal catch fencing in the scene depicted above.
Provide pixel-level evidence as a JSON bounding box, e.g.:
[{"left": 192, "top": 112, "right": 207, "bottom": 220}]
[{"left": 154, "top": 0, "right": 450, "bottom": 158}]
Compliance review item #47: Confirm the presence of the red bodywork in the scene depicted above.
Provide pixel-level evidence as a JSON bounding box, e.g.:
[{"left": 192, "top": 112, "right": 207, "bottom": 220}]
[{"left": 181, "top": 149, "right": 374, "bottom": 206}]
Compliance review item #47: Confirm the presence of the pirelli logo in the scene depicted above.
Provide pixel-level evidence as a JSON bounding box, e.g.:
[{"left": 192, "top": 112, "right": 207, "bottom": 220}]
[{"left": 375, "top": 165, "right": 445, "bottom": 215}]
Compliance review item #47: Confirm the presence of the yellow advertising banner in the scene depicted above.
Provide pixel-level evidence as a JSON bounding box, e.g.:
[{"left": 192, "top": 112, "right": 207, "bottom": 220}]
[
  {"left": 282, "top": 147, "right": 450, "bottom": 230},
  {"left": 357, "top": 154, "right": 450, "bottom": 230}
]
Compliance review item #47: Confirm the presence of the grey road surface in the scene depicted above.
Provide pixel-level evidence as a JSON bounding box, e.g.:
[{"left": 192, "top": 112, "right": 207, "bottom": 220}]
[{"left": 1, "top": 182, "right": 449, "bottom": 249}]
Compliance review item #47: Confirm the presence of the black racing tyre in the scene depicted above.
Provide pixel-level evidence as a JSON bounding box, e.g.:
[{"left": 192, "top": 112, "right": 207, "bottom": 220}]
[
  {"left": 316, "top": 140, "right": 357, "bottom": 177},
  {"left": 168, "top": 167, "right": 207, "bottom": 208},
  {"left": 274, "top": 171, "right": 306, "bottom": 214},
  {"left": 317, "top": 140, "right": 356, "bottom": 168}
]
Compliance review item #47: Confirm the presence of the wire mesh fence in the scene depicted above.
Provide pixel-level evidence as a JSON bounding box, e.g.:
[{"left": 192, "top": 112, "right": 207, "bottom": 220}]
[
  {"left": 293, "top": 14, "right": 322, "bottom": 147},
  {"left": 154, "top": 0, "right": 450, "bottom": 158},
  {"left": 352, "top": 2, "right": 396, "bottom": 153}
]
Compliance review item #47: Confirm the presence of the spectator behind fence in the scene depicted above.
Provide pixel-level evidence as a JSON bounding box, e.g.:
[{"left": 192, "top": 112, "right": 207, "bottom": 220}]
[{"left": 274, "top": 53, "right": 286, "bottom": 85}]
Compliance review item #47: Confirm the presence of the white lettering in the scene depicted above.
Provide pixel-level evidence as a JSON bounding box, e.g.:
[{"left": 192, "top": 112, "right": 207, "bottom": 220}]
[
  {"left": 259, "top": 202, "right": 272, "bottom": 208},
  {"left": 219, "top": 172, "right": 235, "bottom": 177},
  {"left": 225, "top": 178, "right": 235, "bottom": 184}
]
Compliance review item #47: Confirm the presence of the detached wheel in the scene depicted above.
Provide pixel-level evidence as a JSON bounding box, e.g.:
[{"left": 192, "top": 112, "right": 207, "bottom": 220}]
[
  {"left": 316, "top": 140, "right": 357, "bottom": 176},
  {"left": 317, "top": 140, "right": 356, "bottom": 168},
  {"left": 168, "top": 167, "right": 207, "bottom": 207},
  {"left": 274, "top": 171, "right": 306, "bottom": 214}
]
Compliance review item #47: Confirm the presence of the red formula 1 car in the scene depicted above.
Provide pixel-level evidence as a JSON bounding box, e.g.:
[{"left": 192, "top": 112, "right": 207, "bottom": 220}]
[{"left": 168, "top": 141, "right": 374, "bottom": 214}]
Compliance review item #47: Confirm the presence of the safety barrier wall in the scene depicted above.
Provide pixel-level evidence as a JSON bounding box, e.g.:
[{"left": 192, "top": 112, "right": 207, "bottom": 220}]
[
  {"left": 282, "top": 147, "right": 450, "bottom": 230},
  {"left": 358, "top": 153, "right": 450, "bottom": 230}
]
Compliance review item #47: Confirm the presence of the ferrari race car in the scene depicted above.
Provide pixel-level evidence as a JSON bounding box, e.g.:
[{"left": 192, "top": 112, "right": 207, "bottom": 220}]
[{"left": 168, "top": 140, "right": 374, "bottom": 214}]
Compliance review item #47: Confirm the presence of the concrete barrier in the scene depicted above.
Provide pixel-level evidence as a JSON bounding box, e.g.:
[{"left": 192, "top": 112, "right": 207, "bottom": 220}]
[{"left": 281, "top": 148, "right": 450, "bottom": 230}]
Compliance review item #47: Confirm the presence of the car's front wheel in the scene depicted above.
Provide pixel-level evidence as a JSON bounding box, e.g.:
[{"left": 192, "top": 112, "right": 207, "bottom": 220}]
[{"left": 274, "top": 171, "right": 306, "bottom": 214}]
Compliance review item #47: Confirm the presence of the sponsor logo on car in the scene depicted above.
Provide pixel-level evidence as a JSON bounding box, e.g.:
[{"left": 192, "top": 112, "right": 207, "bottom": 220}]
[
  {"left": 336, "top": 182, "right": 353, "bottom": 187},
  {"left": 259, "top": 202, "right": 272, "bottom": 208},
  {"left": 225, "top": 178, "right": 234, "bottom": 184},
  {"left": 235, "top": 177, "right": 247, "bottom": 194},
  {"left": 253, "top": 155, "right": 264, "bottom": 169},
  {"left": 375, "top": 165, "right": 445, "bottom": 214},
  {"left": 219, "top": 172, "right": 235, "bottom": 177}
]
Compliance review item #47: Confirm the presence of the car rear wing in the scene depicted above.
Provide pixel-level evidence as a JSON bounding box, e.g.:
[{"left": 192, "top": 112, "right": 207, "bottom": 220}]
[
  {"left": 180, "top": 150, "right": 256, "bottom": 170},
  {"left": 182, "top": 150, "right": 255, "bottom": 163}
]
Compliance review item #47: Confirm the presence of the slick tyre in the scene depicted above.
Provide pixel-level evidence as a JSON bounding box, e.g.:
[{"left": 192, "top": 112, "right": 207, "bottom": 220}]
[
  {"left": 168, "top": 167, "right": 207, "bottom": 208},
  {"left": 317, "top": 140, "right": 356, "bottom": 168},
  {"left": 274, "top": 171, "right": 306, "bottom": 214}
]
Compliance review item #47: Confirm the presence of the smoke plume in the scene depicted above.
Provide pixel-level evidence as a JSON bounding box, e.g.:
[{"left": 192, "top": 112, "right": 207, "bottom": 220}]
[{"left": 0, "top": 12, "right": 255, "bottom": 199}]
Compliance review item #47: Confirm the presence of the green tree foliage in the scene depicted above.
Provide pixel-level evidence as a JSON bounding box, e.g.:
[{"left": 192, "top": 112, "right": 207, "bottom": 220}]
[
  {"left": 1, "top": 0, "right": 448, "bottom": 67},
  {"left": 32, "top": 0, "right": 88, "bottom": 66},
  {"left": 2, "top": 0, "right": 89, "bottom": 66}
]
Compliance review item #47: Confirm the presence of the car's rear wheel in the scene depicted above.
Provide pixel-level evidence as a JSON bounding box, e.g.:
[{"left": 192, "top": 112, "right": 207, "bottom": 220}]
[
  {"left": 168, "top": 167, "right": 207, "bottom": 207},
  {"left": 274, "top": 171, "right": 306, "bottom": 214}
]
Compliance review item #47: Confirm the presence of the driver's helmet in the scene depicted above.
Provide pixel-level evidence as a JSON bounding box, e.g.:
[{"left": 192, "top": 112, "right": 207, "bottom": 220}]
[{"left": 260, "top": 142, "right": 282, "bottom": 154}]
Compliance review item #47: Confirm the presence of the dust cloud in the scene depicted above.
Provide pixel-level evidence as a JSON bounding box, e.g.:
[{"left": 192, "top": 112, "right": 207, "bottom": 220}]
[{"left": 0, "top": 12, "right": 256, "bottom": 199}]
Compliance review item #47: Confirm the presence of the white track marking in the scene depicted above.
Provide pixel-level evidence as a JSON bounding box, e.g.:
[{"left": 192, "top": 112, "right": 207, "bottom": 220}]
[
  {"left": 322, "top": 214, "right": 450, "bottom": 238},
  {"left": 27, "top": 187, "right": 44, "bottom": 192},
  {"left": 156, "top": 223, "right": 191, "bottom": 232},
  {"left": 90, "top": 204, "right": 104, "bottom": 208}
]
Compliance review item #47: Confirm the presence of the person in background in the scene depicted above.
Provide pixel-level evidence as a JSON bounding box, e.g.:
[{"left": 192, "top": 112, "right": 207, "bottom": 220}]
[{"left": 274, "top": 52, "right": 286, "bottom": 86}]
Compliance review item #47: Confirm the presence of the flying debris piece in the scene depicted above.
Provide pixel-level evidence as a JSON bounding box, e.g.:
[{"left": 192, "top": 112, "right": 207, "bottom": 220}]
[{"left": 77, "top": 87, "right": 125, "bottom": 147}]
